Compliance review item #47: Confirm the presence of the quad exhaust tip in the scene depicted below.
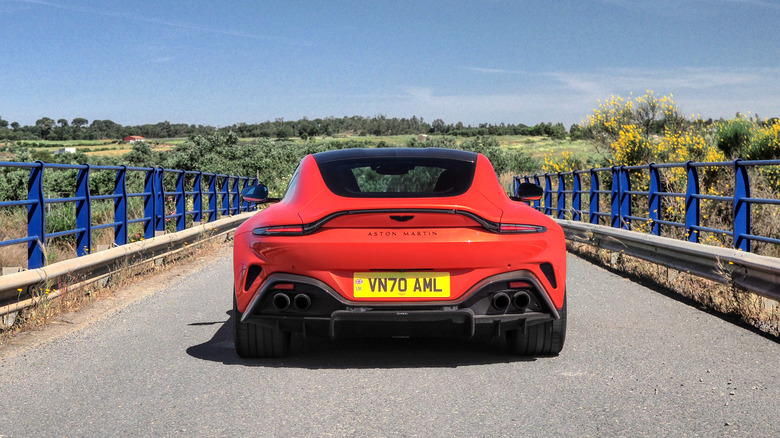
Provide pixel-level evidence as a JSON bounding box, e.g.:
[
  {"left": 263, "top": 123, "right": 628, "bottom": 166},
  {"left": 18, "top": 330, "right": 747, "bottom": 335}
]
[
  {"left": 272, "top": 292, "right": 312, "bottom": 312},
  {"left": 512, "top": 291, "right": 531, "bottom": 310},
  {"left": 272, "top": 293, "right": 291, "bottom": 311},
  {"left": 491, "top": 292, "right": 511, "bottom": 310},
  {"left": 293, "top": 293, "right": 312, "bottom": 311}
]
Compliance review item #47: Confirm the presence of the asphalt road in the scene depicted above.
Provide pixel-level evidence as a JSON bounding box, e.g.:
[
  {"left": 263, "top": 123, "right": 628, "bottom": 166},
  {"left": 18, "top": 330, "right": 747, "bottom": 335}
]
[{"left": 1, "top": 250, "right": 778, "bottom": 437}]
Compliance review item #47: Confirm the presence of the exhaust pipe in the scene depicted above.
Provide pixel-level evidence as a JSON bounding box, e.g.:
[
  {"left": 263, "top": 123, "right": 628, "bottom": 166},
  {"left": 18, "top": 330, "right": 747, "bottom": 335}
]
[
  {"left": 512, "top": 291, "right": 531, "bottom": 310},
  {"left": 491, "top": 292, "right": 510, "bottom": 310},
  {"left": 272, "top": 293, "right": 291, "bottom": 311},
  {"left": 293, "top": 293, "right": 312, "bottom": 311}
]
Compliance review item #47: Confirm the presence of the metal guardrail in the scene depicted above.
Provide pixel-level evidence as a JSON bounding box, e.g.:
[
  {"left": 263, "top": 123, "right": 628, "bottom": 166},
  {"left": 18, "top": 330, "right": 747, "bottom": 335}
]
[
  {"left": 558, "top": 220, "right": 780, "bottom": 300},
  {"left": 0, "top": 161, "right": 258, "bottom": 270},
  {"left": 515, "top": 159, "right": 780, "bottom": 253},
  {"left": 0, "top": 211, "right": 257, "bottom": 319},
  {"left": 516, "top": 159, "right": 780, "bottom": 299}
]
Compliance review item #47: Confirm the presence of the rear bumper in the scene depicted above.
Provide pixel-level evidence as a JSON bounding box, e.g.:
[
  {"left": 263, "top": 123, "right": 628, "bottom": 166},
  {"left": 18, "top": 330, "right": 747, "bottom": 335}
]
[
  {"left": 239, "top": 271, "right": 560, "bottom": 339},
  {"left": 244, "top": 309, "right": 554, "bottom": 339}
]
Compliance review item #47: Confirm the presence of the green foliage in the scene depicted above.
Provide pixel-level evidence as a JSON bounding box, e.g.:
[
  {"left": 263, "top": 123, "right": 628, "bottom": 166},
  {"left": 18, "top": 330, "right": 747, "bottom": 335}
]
[
  {"left": 125, "top": 141, "right": 157, "bottom": 167},
  {"left": 746, "top": 122, "right": 780, "bottom": 160},
  {"left": 716, "top": 117, "right": 754, "bottom": 158}
]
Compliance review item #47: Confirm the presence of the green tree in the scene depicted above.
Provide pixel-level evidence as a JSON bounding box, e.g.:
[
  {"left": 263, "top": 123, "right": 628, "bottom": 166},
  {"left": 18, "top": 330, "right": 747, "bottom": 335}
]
[
  {"left": 431, "top": 118, "right": 446, "bottom": 133},
  {"left": 35, "top": 117, "right": 55, "bottom": 139},
  {"left": 71, "top": 118, "right": 88, "bottom": 128},
  {"left": 125, "top": 141, "right": 155, "bottom": 167}
]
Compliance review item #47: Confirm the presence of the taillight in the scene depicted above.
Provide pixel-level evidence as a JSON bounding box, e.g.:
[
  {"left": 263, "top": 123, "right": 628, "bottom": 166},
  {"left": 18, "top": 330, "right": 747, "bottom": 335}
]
[
  {"left": 253, "top": 225, "right": 305, "bottom": 236},
  {"left": 499, "top": 224, "right": 546, "bottom": 233}
]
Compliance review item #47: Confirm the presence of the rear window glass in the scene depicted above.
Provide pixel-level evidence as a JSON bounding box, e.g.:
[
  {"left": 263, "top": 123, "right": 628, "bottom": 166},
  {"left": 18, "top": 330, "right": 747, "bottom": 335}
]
[{"left": 317, "top": 157, "right": 476, "bottom": 198}]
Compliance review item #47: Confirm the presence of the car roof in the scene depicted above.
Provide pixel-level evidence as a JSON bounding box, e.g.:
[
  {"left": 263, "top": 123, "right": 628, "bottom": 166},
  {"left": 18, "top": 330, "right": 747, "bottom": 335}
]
[{"left": 312, "top": 147, "right": 478, "bottom": 164}]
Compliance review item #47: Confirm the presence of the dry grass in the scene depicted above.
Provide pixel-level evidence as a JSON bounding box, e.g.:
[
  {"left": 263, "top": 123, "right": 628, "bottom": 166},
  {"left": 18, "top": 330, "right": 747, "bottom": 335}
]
[
  {"left": 568, "top": 241, "right": 780, "bottom": 337},
  {"left": 0, "top": 208, "right": 27, "bottom": 269}
]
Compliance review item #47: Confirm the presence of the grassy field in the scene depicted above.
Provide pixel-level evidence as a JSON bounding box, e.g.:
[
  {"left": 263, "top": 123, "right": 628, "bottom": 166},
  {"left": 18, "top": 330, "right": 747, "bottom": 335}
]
[
  {"left": 298, "top": 134, "right": 598, "bottom": 159},
  {"left": 0, "top": 138, "right": 181, "bottom": 157},
  {"left": 2, "top": 135, "right": 600, "bottom": 170}
]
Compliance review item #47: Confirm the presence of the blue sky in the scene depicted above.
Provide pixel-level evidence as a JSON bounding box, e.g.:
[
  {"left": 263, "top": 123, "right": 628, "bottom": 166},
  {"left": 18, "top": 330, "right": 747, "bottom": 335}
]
[{"left": 1, "top": 0, "right": 778, "bottom": 128}]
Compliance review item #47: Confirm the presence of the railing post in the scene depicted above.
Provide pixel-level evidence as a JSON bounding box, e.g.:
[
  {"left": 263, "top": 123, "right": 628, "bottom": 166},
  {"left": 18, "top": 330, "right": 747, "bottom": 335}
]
[
  {"left": 557, "top": 173, "right": 566, "bottom": 220},
  {"left": 208, "top": 174, "right": 217, "bottom": 222},
  {"left": 143, "top": 168, "right": 155, "bottom": 239},
  {"left": 619, "top": 166, "right": 631, "bottom": 230},
  {"left": 733, "top": 159, "right": 751, "bottom": 252},
  {"left": 221, "top": 176, "right": 230, "bottom": 216},
  {"left": 648, "top": 164, "right": 661, "bottom": 236},
  {"left": 193, "top": 171, "right": 203, "bottom": 224},
  {"left": 240, "top": 178, "right": 249, "bottom": 212},
  {"left": 76, "top": 164, "right": 92, "bottom": 256},
  {"left": 27, "top": 161, "right": 46, "bottom": 269},
  {"left": 175, "top": 171, "right": 185, "bottom": 231},
  {"left": 543, "top": 174, "right": 553, "bottom": 216},
  {"left": 114, "top": 165, "right": 128, "bottom": 246},
  {"left": 589, "top": 170, "right": 600, "bottom": 225},
  {"left": 231, "top": 177, "right": 240, "bottom": 215},
  {"left": 572, "top": 172, "right": 581, "bottom": 222},
  {"left": 685, "top": 161, "right": 700, "bottom": 243},
  {"left": 155, "top": 168, "right": 165, "bottom": 235},
  {"left": 610, "top": 166, "right": 620, "bottom": 228}
]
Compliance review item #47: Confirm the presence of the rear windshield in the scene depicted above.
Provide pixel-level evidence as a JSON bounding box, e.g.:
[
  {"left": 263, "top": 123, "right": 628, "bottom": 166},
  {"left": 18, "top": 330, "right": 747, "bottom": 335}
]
[{"left": 317, "top": 156, "right": 477, "bottom": 198}]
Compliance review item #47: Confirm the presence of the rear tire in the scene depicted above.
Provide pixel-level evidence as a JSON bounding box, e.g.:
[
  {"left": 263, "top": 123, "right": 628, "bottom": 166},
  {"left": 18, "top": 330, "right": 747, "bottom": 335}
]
[
  {"left": 506, "top": 292, "right": 566, "bottom": 355},
  {"left": 233, "top": 291, "right": 291, "bottom": 358}
]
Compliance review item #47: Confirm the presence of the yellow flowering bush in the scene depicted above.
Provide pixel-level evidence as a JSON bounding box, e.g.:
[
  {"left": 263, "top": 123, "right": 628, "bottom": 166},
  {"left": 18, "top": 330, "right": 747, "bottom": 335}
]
[
  {"left": 747, "top": 122, "right": 780, "bottom": 192},
  {"left": 542, "top": 151, "right": 583, "bottom": 174},
  {"left": 585, "top": 91, "right": 683, "bottom": 165},
  {"left": 613, "top": 124, "right": 650, "bottom": 165}
]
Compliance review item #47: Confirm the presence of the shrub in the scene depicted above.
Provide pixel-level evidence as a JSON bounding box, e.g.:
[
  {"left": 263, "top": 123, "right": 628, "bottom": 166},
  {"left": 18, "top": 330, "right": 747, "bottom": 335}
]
[
  {"left": 584, "top": 91, "right": 682, "bottom": 164},
  {"left": 746, "top": 122, "right": 780, "bottom": 160},
  {"left": 716, "top": 117, "right": 754, "bottom": 158}
]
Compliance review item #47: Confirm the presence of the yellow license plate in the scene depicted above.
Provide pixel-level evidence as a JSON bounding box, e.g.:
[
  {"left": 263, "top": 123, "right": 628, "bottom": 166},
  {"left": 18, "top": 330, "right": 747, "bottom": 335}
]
[{"left": 353, "top": 272, "right": 450, "bottom": 298}]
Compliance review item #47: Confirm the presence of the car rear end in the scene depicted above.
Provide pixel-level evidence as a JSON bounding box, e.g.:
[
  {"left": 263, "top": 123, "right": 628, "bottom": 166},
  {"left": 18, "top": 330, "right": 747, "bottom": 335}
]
[{"left": 233, "top": 148, "right": 566, "bottom": 356}]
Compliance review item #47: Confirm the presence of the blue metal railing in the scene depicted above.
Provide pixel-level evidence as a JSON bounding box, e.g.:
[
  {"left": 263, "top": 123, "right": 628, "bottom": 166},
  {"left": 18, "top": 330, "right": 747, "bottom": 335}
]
[
  {"left": 515, "top": 159, "right": 780, "bottom": 254},
  {"left": 0, "top": 161, "right": 258, "bottom": 269}
]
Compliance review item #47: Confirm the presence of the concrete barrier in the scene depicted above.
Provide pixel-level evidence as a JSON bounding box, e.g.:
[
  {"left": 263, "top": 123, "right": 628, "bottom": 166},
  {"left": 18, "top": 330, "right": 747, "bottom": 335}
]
[{"left": 0, "top": 211, "right": 255, "bottom": 318}]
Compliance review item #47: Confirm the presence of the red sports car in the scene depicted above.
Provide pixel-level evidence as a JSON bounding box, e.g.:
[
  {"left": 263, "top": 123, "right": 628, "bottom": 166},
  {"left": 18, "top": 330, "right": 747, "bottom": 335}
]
[{"left": 233, "top": 148, "right": 566, "bottom": 357}]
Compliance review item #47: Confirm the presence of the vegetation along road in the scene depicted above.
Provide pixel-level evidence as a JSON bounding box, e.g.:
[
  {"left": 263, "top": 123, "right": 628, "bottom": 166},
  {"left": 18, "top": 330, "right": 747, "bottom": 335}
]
[{"left": 1, "top": 247, "right": 778, "bottom": 437}]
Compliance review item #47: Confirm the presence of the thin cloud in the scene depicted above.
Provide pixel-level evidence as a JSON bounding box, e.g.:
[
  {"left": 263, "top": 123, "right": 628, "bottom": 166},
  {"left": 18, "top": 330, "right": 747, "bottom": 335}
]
[
  {"left": 552, "top": 67, "right": 780, "bottom": 92},
  {"left": 147, "top": 56, "right": 174, "bottom": 64},
  {"left": 461, "top": 66, "right": 537, "bottom": 75},
  {"left": 9, "top": 0, "right": 312, "bottom": 46},
  {"left": 392, "top": 65, "right": 780, "bottom": 125}
]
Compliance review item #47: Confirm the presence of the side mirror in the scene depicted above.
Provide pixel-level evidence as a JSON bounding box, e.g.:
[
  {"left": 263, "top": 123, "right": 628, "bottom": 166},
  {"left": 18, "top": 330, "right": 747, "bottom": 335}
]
[
  {"left": 241, "top": 184, "right": 269, "bottom": 203},
  {"left": 512, "top": 182, "right": 543, "bottom": 202}
]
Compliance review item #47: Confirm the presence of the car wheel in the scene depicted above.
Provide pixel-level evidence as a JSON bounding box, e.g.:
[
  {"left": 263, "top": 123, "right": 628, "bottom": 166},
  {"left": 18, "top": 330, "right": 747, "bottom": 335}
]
[
  {"left": 506, "top": 292, "right": 566, "bottom": 355},
  {"left": 233, "top": 291, "right": 291, "bottom": 358}
]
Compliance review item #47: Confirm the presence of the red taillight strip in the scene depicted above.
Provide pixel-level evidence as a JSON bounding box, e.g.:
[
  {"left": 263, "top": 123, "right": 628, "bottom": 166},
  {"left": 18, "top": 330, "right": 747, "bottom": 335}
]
[
  {"left": 499, "top": 224, "right": 546, "bottom": 233},
  {"left": 251, "top": 210, "right": 545, "bottom": 236},
  {"left": 253, "top": 225, "right": 304, "bottom": 236}
]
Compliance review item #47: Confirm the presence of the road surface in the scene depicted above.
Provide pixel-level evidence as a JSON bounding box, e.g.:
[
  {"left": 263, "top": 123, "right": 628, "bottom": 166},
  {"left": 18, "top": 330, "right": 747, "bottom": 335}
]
[{"left": 1, "top": 249, "right": 778, "bottom": 437}]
